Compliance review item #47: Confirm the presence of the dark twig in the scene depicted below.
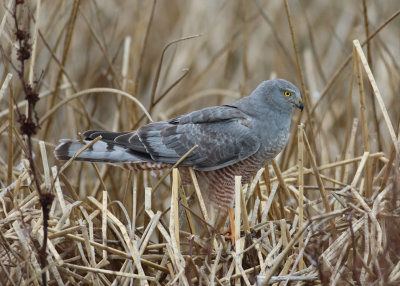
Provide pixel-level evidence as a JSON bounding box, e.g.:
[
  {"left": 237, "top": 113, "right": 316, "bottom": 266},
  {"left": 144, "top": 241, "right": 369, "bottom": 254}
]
[{"left": 4, "top": 2, "right": 55, "bottom": 285}]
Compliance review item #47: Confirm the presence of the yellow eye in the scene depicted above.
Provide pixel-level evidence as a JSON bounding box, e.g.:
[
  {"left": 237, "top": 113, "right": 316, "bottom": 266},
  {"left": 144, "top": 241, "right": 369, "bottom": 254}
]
[{"left": 284, "top": 91, "right": 292, "bottom": 97}]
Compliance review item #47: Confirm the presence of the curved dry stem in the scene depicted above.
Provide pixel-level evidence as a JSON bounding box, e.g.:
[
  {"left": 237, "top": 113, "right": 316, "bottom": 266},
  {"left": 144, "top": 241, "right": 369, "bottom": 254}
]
[{"left": 39, "top": 88, "right": 153, "bottom": 125}]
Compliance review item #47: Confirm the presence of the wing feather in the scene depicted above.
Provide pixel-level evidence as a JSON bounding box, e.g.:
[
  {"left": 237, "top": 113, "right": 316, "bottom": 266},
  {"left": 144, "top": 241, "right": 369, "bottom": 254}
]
[
  {"left": 82, "top": 105, "right": 260, "bottom": 170},
  {"left": 139, "top": 105, "right": 260, "bottom": 170}
]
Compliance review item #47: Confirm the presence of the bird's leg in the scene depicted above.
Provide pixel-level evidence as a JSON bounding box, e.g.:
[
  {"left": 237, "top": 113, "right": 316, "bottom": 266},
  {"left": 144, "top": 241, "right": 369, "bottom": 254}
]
[{"left": 221, "top": 207, "right": 235, "bottom": 245}]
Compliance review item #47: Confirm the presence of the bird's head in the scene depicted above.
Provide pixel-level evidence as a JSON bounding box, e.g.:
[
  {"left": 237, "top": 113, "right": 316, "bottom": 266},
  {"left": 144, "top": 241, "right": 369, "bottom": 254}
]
[{"left": 256, "top": 79, "right": 303, "bottom": 113}]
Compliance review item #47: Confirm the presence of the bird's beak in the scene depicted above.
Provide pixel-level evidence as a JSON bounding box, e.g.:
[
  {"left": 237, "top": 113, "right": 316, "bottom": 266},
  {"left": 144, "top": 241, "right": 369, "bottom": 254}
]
[{"left": 296, "top": 98, "right": 304, "bottom": 111}]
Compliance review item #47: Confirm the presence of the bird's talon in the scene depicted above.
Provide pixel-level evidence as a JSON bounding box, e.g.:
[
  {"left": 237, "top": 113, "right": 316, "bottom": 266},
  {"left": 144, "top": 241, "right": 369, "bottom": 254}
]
[{"left": 221, "top": 208, "right": 236, "bottom": 245}]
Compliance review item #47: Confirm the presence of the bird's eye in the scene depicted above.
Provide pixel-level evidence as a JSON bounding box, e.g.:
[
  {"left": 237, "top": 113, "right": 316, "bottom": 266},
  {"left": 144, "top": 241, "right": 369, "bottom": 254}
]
[{"left": 284, "top": 91, "right": 292, "bottom": 97}]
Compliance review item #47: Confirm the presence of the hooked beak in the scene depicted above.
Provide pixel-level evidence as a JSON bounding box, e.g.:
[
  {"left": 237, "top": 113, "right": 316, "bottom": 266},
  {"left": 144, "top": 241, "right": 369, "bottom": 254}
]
[{"left": 296, "top": 98, "right": 304, "bottom": 111}]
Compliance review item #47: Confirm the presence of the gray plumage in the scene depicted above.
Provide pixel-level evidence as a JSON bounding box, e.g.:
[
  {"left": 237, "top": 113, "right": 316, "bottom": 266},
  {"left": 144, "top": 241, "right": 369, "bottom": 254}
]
[{"left": 55, "top": 79, "right": 303, "bottom": 174}]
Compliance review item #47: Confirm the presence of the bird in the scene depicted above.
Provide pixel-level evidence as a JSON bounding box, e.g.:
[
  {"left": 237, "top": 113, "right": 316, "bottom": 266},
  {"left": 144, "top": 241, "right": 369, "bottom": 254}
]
[{"left": 55, "top": 79, "right": 303, "bottom": 239}]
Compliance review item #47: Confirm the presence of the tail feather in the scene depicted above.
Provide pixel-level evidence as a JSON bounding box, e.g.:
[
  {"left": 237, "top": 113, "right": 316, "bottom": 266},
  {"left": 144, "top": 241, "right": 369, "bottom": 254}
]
[{"left": 54, "top": 139, "right": 149, "bottom": 163}]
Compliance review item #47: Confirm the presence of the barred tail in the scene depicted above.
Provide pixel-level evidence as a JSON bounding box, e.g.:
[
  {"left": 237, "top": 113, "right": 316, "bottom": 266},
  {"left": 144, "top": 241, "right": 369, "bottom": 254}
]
[{"left": 54, "top": 139, "right": 145, "bottom": 163}]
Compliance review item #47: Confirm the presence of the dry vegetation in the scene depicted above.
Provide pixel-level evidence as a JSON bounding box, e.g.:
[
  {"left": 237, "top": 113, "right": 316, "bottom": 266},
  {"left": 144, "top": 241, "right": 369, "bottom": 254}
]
[{"left": 1, "top": 0, "right": 400, "bottom": 285}]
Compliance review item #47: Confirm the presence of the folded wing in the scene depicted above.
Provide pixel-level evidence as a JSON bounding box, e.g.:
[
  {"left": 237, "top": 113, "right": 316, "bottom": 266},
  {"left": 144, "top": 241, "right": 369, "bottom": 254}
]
[{"left": 83, "top": 105, "right": 260, "bottom": 171}]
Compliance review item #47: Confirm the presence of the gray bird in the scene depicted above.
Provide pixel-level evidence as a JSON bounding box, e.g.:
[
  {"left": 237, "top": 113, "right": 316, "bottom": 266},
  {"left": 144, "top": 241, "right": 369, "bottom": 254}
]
[{"left": 55, "top": 79, "right": 303, "bottom": 230}]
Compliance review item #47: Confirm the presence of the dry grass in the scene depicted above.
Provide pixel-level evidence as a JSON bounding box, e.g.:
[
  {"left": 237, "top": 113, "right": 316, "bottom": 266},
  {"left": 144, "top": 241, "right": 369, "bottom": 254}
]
[{"left": 1, "top": 1, "right": 400, "bottom": 285}]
